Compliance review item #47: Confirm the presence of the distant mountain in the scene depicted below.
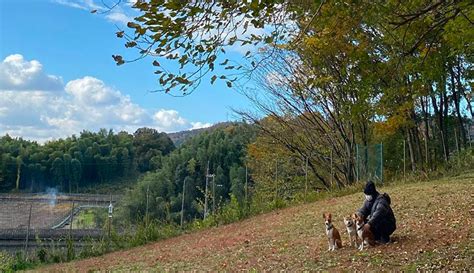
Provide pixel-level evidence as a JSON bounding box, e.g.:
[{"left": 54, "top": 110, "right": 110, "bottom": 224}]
[{"left": 168, "top": 122, "right": 235, "bottom": 146}]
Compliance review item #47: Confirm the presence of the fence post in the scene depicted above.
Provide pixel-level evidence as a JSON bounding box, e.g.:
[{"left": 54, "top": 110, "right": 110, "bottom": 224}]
[
  {"left": 330, "top": 149, "right": 334, "bottom": 187},
  {"left": 69, "top": 201, "right": 75, "bottom": 238},
  {"left": 305, "top": 155, "right": 308, "bottom": 201},
  {"left": 355, "top": 144, "right": 359, "bottom": 182},
  {"left": 380, "top": 142, "right": 383, "bottom": 184},
  {"left": 403, "top": 140, "right": 406, "bottom": 181}
]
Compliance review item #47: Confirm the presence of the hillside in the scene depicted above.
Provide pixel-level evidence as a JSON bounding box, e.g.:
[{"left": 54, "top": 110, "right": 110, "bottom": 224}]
[
  {"left": 39, "top": 174, "right": 473, "bottom": 272},
  {"left": 167, "top": 122, "right": 235, "bottom": 146}
]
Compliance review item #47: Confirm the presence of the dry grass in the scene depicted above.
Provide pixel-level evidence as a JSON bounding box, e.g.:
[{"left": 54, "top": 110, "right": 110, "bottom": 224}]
[{"left": 38, "top": 173, "right": 474, "bottom": 272}]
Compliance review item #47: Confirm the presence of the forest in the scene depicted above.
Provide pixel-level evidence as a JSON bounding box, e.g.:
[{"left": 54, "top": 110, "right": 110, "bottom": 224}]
[{"left": 0, "top": 128, "right": 174, "bottom": 192}]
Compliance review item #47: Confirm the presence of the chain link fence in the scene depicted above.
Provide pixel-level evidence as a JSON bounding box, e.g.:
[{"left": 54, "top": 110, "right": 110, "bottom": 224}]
[{"left": 355, "top": 143, "right": 383, "bottom": 184}]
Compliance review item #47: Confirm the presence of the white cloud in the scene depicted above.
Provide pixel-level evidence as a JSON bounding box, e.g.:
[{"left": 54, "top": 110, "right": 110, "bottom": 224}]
[
  {"left": 52, "top": 0, "right": 103, "bottom": 11},
  {"left": 53, "top": 0, "right": 135, "bottom": 26},
  {"left": 65, "top": 76, "right": 122, "bottom": 105},
  {"left": 0, "top": 54, "right": 63, "bottom": 91},
  {"left": 153, "top": 109, "right": 187, "bottom": 128},
  {"left": 106, "top": 11, "right": 133, "bottom": 25},
  {"left": 0, "top": 54, "right": 212, "bottom": 142},
  {"left": 190, "top": 122, "right": 213, "bottom": 130},
  {"left": 53, "top": 0, "right": 89, "bottom": 10}
]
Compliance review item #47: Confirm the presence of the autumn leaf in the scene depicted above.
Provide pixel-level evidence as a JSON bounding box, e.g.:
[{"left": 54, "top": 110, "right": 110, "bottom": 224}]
[{"left": 112, "top": 55, "right": 125, "bottom": 66}]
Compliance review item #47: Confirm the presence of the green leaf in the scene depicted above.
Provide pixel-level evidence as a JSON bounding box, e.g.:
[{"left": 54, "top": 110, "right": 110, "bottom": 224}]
[
  {"left": 211, "top": 75, "right": 217, "bottom": 84},
  {"left": 264, "top": 36, "right": 274, "bottom": 44},
  {"left": 226, "top": 81, "right": 232, "bottom": 88}
]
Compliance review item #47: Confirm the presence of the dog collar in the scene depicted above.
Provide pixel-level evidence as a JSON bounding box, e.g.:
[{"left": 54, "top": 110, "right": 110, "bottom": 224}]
[
  {"left": 346, "top": 222, "right": 353, "bottom": 228},
  {"left": 357, "top": 225, "right": 364, "bottom": 231},
  {"left": 326, "top": 224, "right": 333, "bottom": 231}
]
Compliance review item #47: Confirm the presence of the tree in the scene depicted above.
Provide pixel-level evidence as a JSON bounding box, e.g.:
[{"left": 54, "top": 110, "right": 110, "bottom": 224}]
[
  {"left": 133, "top": 127, "right": 175, "bottom": 172},
  {"left": 51, "top": 157, "right": 64, "bottom": 190},
  {"left": 120, "top": 123, "right": 256, "bottom": 224},
  {"left": 70, "top": 159, "right": 82, "bottom": 193},
  {"left": 111, "top": 0, "right": 309, "bottom": 94}
]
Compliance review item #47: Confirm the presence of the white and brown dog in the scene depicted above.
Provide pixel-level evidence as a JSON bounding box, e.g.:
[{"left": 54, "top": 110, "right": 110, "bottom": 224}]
[
  {"left": 354, "top": 213, "right": 375, "bottom": 251},
  {"left": 323, "top": 213, "right": 342, "bottom": 251},
  {"left": 343, "top": 215, "right": 359, "bottom": 248}
]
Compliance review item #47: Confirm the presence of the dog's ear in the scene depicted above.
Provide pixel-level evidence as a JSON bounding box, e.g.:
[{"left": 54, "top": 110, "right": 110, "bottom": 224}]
[
  {"left": 328, "top": 213, "right": 332, "bottom": 219},
  {"left": 322, "top": 213, "right": 326, "bottom": 219}
]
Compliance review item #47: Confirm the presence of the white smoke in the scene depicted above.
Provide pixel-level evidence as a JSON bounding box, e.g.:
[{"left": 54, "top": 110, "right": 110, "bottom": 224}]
[{"left": 46, "top": 187, "right": 58, "bottom": 207}]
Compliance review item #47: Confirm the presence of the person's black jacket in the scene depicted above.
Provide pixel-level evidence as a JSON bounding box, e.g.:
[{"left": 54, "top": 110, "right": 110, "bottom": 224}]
[{"left": 358, "top": 193, "right": 396, "bottom": 237}]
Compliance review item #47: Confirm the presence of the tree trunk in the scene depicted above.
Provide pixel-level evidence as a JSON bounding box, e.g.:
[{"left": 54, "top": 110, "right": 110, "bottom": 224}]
[
  {"left": 406, "top": 130, "right": 416, "bottom": 172},
  {"left": 430, "top": 89, "right": 448, "bottom": 162},
  {"left": 449, "top": 62, "right": 466, "bottom": 149},
  {"left": 15, "top": 161, "right": 21, "bottom": 191},
  {"left": 420, "top": 96, "right": 431, "bottom": 169},
  {"left": 442, "top": 81, "right": 450, "bottom": 158}
]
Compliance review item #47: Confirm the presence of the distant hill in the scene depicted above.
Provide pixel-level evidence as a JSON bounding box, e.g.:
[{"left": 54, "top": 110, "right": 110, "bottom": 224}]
[{"left": 168, "top": 122, "right": 235, "bottom": 146}]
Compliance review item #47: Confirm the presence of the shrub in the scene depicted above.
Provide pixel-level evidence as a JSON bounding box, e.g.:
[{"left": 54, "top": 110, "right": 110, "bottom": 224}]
[{"left": 0, "top": 251, "right": 14, "bottom": 272}]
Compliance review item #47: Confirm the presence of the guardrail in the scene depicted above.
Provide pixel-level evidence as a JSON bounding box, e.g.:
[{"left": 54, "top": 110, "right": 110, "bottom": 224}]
[
  {"left": 0, "top": 228, "right": 105, "bottom": 255},
  {"left": 50, "top": 205, "right": 109, "bottom": 229},
  {"left": 0, "top": 193, "right": 121, "bottom": 204},
  {"left": 0, "top": 228, "right": 103, "bottom": 240}
]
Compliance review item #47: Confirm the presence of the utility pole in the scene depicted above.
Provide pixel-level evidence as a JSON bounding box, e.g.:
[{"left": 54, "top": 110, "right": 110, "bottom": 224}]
[
  {"left": 204, "top": 161, "right": 209, "bottom": 220},
  {"left": 180, "top": 179, "right": 186, "bottom": 228},
  {"left": 245, "top": 164, "right": 248, "bottom": 206},
  {"left": 24, "top": 203, "right": 32, "bottom": 260},
  {"left": 145, "top": 185, "right": 149, "bottom": 226},
  {"left": 211, "top": 174, "right": 216, "bottom": 213},
  {"left": 108, "top": 200, "right": 113, "bottom": 237}
]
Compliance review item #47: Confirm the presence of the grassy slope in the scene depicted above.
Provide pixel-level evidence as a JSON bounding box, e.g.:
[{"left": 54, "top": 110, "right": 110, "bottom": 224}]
[{"left": 40, "top": 173, "right": 473, "bottom": 272}]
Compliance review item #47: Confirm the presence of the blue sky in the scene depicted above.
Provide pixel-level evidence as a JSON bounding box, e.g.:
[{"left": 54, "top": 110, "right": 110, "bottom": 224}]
[{"left": 0, "top": 0, "right": 255, "bottom": 142}]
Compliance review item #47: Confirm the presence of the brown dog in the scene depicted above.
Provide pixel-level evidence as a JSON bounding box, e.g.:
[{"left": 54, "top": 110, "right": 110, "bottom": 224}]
[
  {"left": 354, "top": 213, "right": 375, "bottom": 251},
  {"left": 343, "top": 215, "right": 359, "bottom": 248},
  {"left": 323, "top": 213, "right": 342, "bottom": 251}
]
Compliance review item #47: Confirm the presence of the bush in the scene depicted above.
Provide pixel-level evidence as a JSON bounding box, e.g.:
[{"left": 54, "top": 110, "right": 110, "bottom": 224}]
[
  {"left": 0, "top": 251, "right": 14, "bottom": 272},
  {"left": 216, "top": 194, "right": 242, "bottom": 224}
]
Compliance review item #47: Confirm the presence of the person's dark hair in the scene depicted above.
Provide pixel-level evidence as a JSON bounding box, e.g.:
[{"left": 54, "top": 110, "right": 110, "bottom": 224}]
[{"left": 364, "top": 180, "right": 377, "bottom": 196}]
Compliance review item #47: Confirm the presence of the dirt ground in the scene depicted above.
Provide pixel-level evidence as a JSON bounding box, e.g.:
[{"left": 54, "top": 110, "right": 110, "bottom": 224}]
[{"left": 38, "top": 173, "right": 473, "bottom": 272}]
